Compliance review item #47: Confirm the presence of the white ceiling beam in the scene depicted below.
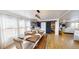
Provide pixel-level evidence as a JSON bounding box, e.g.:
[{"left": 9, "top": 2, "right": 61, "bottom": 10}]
[{"left": 59, "top": 10, "right": 71, "bottom": 19}]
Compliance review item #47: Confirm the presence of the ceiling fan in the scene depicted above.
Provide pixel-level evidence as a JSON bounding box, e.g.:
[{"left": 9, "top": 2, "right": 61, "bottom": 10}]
[
  {"left": 35, "top": 10, "right": 41, "bottom": 19},
  {"left": 37, "top": 10, "right": 40, "bottom": 13}
]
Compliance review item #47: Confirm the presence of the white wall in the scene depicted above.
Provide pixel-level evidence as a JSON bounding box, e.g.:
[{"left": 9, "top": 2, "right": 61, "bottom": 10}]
[{"left": 41, "top": 22, "right": 46, "bottom": 33}]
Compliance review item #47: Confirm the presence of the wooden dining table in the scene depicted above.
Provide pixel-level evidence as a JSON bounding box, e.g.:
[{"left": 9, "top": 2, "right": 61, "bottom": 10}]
[
  {"left": 13, "top": 32, "right": 45, "bottom": 49},
  {"left": 23, "top": 32, "right": 44, "bottom": 49}
]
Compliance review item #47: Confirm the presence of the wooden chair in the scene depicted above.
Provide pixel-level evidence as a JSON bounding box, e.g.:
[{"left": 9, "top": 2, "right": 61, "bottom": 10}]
[{"left": 13, "top": 38, "right": 23, "bottom": 49}]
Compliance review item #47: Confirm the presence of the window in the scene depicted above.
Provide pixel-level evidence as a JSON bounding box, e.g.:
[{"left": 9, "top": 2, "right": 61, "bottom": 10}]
[
  {"left": 0, "top": 14, "right": 31, "bottom": 48},
  {"left": 18, "top": 19, "right": 25, "bottom": 36},
  {"left": 1, "top": 15, "right": 18, "bottom": 47},
  {"left": 25, "top": 20, "right": 31, "bottom": 31}
]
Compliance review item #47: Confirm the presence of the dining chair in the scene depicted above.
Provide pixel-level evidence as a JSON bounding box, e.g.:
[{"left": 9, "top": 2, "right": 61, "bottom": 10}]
[{"left": 13, "top": 38, "right": 23, "bottom": 49}]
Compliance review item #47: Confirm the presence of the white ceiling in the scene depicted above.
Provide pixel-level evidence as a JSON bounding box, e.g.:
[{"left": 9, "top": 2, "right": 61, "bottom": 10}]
[
  {"left": 38, "top": 10, "right": 68, "bottom": 19},
  {"left": 61, "top": 10, "right": 79, "bottom": 20},
  {"left": 7, "top": 10, "right": 68, "bottom": 20},
  {"left": 1, "top": 10, "right": 79, "bottom": 22},
  {"left": 7, "top": 10, "right": 36, "bottom": 19}
]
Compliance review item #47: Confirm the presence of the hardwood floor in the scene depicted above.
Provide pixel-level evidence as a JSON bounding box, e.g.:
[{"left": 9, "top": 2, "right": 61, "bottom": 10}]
[
  {"left": 5, "top": 32, "right": 79, "bottom": 49},
  {"left": 35, "top": 34, "right": 47, "bottom": 49},
  {"left": 47, "top": 32, "right": 79, "bottom": 49}
]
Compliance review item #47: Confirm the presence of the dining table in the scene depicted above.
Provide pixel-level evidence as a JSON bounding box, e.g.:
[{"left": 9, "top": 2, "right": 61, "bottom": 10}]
[{"left": 13, "top": 31, "right": 45, "bottom": 49}]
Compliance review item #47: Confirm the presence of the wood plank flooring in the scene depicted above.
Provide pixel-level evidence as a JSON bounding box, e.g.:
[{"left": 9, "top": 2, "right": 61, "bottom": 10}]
[
  {"left": 5, "top": 32, "right": 79, "bottom": 49},
  {"left": 47, "top": 33, "right": 79, "bottom": 49}
]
